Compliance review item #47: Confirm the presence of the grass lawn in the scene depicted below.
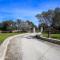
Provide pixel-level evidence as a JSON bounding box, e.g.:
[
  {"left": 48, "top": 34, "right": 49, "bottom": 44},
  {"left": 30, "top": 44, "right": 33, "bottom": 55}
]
[
  {"left": 0, "top": 32, "right": 22, "bottom": 44},
  {"left": 42, "top": 33, "right": 60, "bottom": 39}
]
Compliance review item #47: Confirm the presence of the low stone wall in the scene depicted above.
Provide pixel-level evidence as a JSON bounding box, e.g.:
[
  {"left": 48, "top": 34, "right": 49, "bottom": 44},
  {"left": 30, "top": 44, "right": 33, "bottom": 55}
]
[{"left": 35, "top": 35, "right": 60, "bottom": 45}]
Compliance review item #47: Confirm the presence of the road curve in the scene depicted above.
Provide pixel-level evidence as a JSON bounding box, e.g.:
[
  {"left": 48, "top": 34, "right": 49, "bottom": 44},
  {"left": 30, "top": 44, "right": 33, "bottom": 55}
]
[{"left": 5, "top": 33, "right": 60, "bottom": 60}]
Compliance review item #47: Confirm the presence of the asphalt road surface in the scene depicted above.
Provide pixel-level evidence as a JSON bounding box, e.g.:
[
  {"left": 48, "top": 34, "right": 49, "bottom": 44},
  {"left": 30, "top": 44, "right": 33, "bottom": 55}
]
[{"left": 5, "top": 33, "right": 60, "bottom": 60}]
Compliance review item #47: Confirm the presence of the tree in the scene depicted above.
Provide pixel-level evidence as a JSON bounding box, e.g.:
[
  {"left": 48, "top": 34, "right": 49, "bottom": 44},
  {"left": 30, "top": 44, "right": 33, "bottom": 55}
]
[
  {"left": 36, "top": 10, "right": 54, "bottom": 37},
  {"left": 16, "top": 19, "right": 22, "bottom": 31},
  {"left": 26, "top": 20, "right": 35, "bottom": 28},
  {"left": 16, "top": 19, "right": 35, "bottom": 32},
  {"left": 52, "top": 8, "right": 60, "bottom": 30},
  {"left": 36, "top": 7, "right": 60, "bottom": 36},
  {"left": 26, "top": 20, "right": 36, "bottom": 32},
  {"left": 2, "top": 20, "right": 16, "bottom": 32}
]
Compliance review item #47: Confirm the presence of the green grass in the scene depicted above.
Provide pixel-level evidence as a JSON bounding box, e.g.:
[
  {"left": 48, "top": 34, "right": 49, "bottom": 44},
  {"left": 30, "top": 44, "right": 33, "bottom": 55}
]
[
  {"left": 42, "top": 33, "right": 60, "bottom": 39},
  {"left": 0, "top": 32, "right": 22, "bottom": 44}
]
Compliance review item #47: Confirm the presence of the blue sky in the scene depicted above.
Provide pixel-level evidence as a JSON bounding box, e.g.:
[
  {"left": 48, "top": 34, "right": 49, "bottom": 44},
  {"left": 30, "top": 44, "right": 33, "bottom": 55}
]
[{"left": 0, "top": 0, "right": 60, "bottom": 26}]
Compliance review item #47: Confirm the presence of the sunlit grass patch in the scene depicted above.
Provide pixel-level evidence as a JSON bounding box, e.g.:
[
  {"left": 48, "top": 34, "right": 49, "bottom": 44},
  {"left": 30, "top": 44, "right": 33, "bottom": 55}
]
[
  {"left": 0, "top": 33, "right": 21, "bottom": 44},
  {"left": 42, "top": 33, "right": 60, "bottom": 39}
]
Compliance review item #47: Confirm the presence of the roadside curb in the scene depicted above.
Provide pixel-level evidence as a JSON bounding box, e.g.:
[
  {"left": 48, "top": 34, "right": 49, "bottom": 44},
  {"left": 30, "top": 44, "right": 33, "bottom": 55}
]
[
  {"left": 0, "top": 33, "right": 28, "bottom": 60},
  {"left": 35, "top": 34, "right": 60, "bottom": 45}
]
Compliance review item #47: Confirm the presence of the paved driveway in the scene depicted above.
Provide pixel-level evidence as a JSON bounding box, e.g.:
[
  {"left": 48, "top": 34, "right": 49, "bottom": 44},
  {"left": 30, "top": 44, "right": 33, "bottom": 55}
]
[{"left": 5, "top": 33, "right": 60, "bottom": 60}]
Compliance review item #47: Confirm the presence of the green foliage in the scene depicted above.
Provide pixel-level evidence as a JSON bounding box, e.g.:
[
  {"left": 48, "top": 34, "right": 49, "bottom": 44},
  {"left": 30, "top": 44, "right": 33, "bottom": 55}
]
[
  {"left": 53, "top": 8, "right": 60, "bottom": 28},
  {"left": 0, "top": 20, "right": 16, "bottom": 31},
  {"left": 36, "top": 7, "right": 60, "bottom": 31},
  {"left": 0, "top": 19, "right": 36, "bottom": 32}
]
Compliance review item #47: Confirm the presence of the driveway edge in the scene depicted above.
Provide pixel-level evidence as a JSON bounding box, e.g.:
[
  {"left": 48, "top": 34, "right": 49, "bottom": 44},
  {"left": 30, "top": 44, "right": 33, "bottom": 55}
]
[
  {"left": 35, "top": 34, "right": 60, "bottom": 45},
  {"left": 0, "top": 33, "right": 27, "bottom": 60}
]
